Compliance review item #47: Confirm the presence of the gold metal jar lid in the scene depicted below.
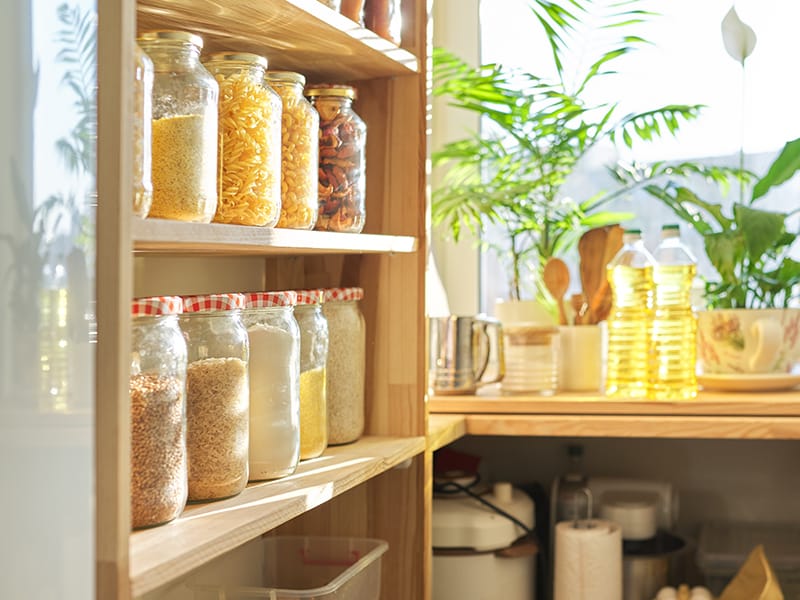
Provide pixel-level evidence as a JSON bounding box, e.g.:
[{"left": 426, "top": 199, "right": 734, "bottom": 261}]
[
  {"left": 265, "top": 70, "right": 306, "bottom": 86},
  {"left": 305, "top": 84, "right": 356, "bottom": 100},
  {"left": 203, "top": 52, "right": 269, "bottom": 69},
  {"left": 137, "top": 30, "right": 204, "bottom": 49}
]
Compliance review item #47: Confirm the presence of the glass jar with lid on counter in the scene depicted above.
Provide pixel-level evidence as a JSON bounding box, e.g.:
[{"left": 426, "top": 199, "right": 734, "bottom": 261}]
[
  {"left": 132, "top": 43, "right": 153, "bottom": 218},
  {"left": 138, "top": 31, "right": 218, "bottom": 223}
]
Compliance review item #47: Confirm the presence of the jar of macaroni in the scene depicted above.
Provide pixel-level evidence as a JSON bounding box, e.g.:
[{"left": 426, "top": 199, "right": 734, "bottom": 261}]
[
  {"left": 130, "top": 296, "right": 187, "bottom": 529},
  {"left": 265, "top": 71, "right": 319, "bottom": 230},
  {"left": 322, "top": 287, "right": 365, "bottom": 445},
  {"left": 240, "top": 291, "right": 301, "bottom": 481},
  {"left": 306, "top": 85, "right": 366, "bottom": 233},
  {"left": 203, "top": 53, "right": 282, "bottom": 227},
  {"left": 133, "top": 44, "right": 153, "bottom": 218},
  {"left": 180, "top": 293, "right": 250, "bottom": 502},
  {"left": 138, "top": 31, "right": 218, "bottom": 223},
  {"left": 293, "top": 289, "right": 329, "bottom": 460}
]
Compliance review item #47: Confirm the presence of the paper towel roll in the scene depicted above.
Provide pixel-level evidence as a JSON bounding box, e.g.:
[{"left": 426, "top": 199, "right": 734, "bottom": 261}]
[{"left": 554, "top": 519, "right": 623, "bottom": 600}]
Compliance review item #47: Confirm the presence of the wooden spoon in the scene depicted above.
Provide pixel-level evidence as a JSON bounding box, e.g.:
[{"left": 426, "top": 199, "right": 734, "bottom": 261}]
[
  {"left": 578, "top": 225, "right": 624, "bottom": 324},
  {"left": 570, "top": 293, "right": 587, "bottom": 325},
  {"left": 543, "top": 257, "right": 570, "bottom": 326}
]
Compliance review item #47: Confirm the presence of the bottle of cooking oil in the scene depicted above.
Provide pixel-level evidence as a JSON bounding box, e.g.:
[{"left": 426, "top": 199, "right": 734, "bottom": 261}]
[
  {"left": 605, "top": 229, "right": 655, "bottom": 398},
  {"left": 651, "top": 224, "right": 698, "bottom": 400}
]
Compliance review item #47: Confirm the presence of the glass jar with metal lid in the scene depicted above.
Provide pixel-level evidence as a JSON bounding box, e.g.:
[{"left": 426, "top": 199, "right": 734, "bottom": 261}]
[
  {"left": 240, "top": 291, "right": 301, "bottom": 480},
  {"left": 265, "top": 71, "right": 319, "bottom": 230},
  {"left": 293, "top": 289, "right": 329, "bottom": 459},
  {"left": 138, "top": 31, "right": 218, "bottom": 223},
  {"left": 203, "top": 53, "right": 282, "bottom": 227},
  {"left": 130, "top": 296, "right": 187, "bottom": 529},
  {"left": 305, "top": 85, "right": 366, "bottom": 233},
  {"left": 180, "top": 293, "right": 249, "bottom": 501},
  {"left": 322, "top": 287, "right": 366, "bottom": 445},
  {"left": 132, "top": 44, "right": 153, "bottom": 218}
]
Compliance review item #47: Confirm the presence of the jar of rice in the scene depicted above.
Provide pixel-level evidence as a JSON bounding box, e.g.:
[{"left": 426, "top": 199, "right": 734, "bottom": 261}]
[
  {"left": 138, "top": 31, "right": 218, "bottom": 223},
  {"left": 203, "top": 53, "right": 283, "bottom": 227},
  {"left": 265, "top": 71, "right": 319, "bottom": 230},
  {"left": 180, "top": 293, "right": 250, "bottom": 502}
]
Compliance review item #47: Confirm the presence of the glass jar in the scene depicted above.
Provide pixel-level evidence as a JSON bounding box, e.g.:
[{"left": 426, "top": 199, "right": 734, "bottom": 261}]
[
  {"left": 241, "top": 291, "right": 301, "bottom": 481},
  {"left": 130, "top": 296, "right": 187, "bottom": 529},
  {"left": 322, "top": 287, "right": 365, "bottom": 445},
  {"left": 180, "top": 293, "right": 249, "bottom": 501},
  {"left": 138, "top": 31, "right": 218, "bottom": 223},
  {"left": 133, "top": 44, "right": 153, "bottom": 218},
  {"left": 265, "top": 71, "right": 319, "bottom": 230},
  {"left": 203, "top": 53, "right": 282, "bottom": 227},
  {"left": 293, "top": 290, "right": 329, "bottom": 459},
  {"left": 363, "top": 0, "right": 402, "bottom": 44},
  {"left": 306, "top": 85, "right": 366, "bottom": 233}
]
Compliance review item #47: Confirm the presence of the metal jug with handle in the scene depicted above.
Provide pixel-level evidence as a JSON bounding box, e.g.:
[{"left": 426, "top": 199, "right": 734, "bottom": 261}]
[{"left": 428, "top": 315, "right": 504, "bottom": 395}]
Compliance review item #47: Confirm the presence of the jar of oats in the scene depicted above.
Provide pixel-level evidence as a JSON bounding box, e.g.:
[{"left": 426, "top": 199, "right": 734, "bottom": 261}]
[
  {"left": 132, "top": 44, "right": 153, "bottom": 218},
  {"left": 322, "top": 287, "right": 365, "bottom": 445},
  {"left": 241, "top": 291, "right": 301, "bottom": 481},
  {"left": 265, "top": 71, "right": 319, "bottom": 230},
  {"left": 138, "top": 31, "right": 218, "bottom": 223},
  {"left": 306, "top": 85, "right": 366, "bottom": 233},
  {"left": 130, "top": 295, "right": 187, "bottom": 529},
  {"left": 180, "top": 293, "right": 250, "bottom": 502},
  {"left": 204, "top": 53, "right": 282, "bottom": 227},
  {"left": 293, "top": 289, "right": 329, "bottom": 460}
]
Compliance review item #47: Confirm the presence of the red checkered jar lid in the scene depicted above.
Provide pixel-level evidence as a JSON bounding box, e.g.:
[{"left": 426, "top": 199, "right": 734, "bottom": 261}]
[
  {"left": 182, "top": 293, "right": 246, "bottom": 313},
  {"left": 294, "top": 289, "right": 324, "bottom": 305},
  {"left": 323, "top": 287, "right": 364, "bottom": 302},
  {"left": 131, "top": 296, "right": 183, "bottom": 317},
  {"left": 244, "top": 291, "right": 297, "bottom": 308}
]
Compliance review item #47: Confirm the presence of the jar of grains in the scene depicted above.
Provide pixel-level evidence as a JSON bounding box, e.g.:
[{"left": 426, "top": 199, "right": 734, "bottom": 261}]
[
  {"left": 180, "top": 293, "right": 250, "bottom": 501},
  {"left": 138, "top": 31, "right": 218, "bottom": 223},
  {"left": 241, "top": 291, "right": 301, "bottom": 481},
  {"left": 265, "top": 71, "right": 319, "bottom": 230},
  {"left": 132, "top": 43, "right": 153, "bottom": 218},
  {"left": 293, "top": 289, "right": 329, "bottom": 459},
  {"left": 322, "top": 287, "right": 366, "bottom": 445},
  {"left": 305, "top": 85, "right": 366, "bottom": 233},
  {"left": 203, "top": 53, "right": 282, "bottom": 227},
  {"left": 130, "top": 296, "right": 188, "bottom": 529}
]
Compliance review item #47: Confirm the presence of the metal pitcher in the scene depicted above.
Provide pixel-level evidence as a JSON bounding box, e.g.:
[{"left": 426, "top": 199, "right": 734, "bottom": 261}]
[{"left": 427, "top": 315, "right": 504, "bottom": 395}]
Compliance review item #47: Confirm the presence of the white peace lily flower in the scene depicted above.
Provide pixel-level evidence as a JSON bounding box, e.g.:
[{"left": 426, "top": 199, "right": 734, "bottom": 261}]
[{"left": 721, "top": 6, "right": 757, "bottom": 64}]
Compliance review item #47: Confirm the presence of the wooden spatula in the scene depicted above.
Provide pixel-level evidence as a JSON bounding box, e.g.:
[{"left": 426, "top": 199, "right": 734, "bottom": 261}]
[{"left": 543, "top": 258, "right": 570, "bottom": 326}]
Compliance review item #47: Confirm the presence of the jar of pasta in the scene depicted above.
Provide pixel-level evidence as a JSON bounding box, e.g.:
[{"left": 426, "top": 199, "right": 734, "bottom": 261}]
[
  {"left": 241, "top": 291, "right": 301, "bottom": 481},
  {"left": 133, "top": 44, "right": 153, "bottom": 218},
  {"left": 306, "top": 85, "right": 366, "bottom": 233},
  {"left": 130, "top": 296, "right": 187, "bottom": 529},
  {"left": 293, "top": 290, "right": 329, "bottom": 460},
  {"left": 265, "top": 71, "right": 319, "bottom": 230},
  {"left": 180, "top": 293, "right": 249, "bottom": 502},
  {"left": 322, "top": 287, "right": 365, "bottom": 445},
  {"left": 138, "top": 31, "right": 218, "bottom": 223},
  {"left": 203, "top": 53, "right": 282, "bottom": 227}
]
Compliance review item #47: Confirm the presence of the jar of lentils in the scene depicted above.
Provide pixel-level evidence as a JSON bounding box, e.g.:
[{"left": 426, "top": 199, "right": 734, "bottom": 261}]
[
  {"left": 203, "top": 53, "right": 282, "bottom": 227},
  {"left": 180, "top": 293, "right": 250, "bottom": 502},
  {"left": 265, "top": 71, "right": 319, "bottom": 230},
  {"left": 293, "top": 289, "right": 329, "bottom": 460},
  {"left": 306, "top": 85, "right": 366, "bottom": 233},
  {"left": 132, "top": 43, "right": 153, "bottom": 218},
  {"left": 138, "top": 31, "right": 218, "bottom": 223},
  {"left": 241, "top": 291, "right": 301, "bottom": 481},
  {"left": 130, "top": 296, "right": 187, "bottom": 529}
]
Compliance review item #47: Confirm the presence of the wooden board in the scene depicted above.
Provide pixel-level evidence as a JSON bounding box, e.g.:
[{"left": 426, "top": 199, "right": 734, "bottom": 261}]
[{"left": 427, "top": 414, "right": 467, "bottom": 451}]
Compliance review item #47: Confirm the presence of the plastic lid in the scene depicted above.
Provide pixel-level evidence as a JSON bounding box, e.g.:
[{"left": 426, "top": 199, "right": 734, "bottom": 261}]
[
  {"left": 697, "top": 521, "right": 800, "bottom": 572},
  {"left": 624, "top": 228, "right": 642, "bottom": 235},
  {"left": 203, "top": 52, "right": 268, "bottom": 69},
  {"left": 244, "top": 291, "right": 297, "bottom": 308},
  {"left": 294, "top": 289, "right": 324, "bottom": 305},
  {"left": 305, "top": 84, "right": 356, "bottom": 99},
  {"left": 662, "top": 224, "right": 680, "bottom": 231},
  {"left": 137, "top": 30, "right": 204, "bottom": 49},
  {"left": 323, "top": 287, "right": 364, "bottom": 302},
  {"left": 182, "top": 293, "right": 246, "bottom": 312},
  {"left": 265, "top": 70, "right": 306, "bottom": 86},
  {"left": 132, "top": 296, "right": 183, "bottom": 317}
]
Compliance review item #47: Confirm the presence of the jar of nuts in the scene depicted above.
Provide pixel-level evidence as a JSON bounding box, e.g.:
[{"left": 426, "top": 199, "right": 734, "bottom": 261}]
[
  {"left": 203, "top": 53, "right": 282, "bottom": 227},
  {"left": 132, "top": 43, "right": 153, "bottom": 219},
  {"left": 265, "top": 71, "right": 319, "bottom": 230},
  {"left": 130, "top": 296, "right": 188, "bottom": 529},
  {"left": 180, "top": 293, "right": 250, "bottom": 502},
  {"left": 306, "top": 85, "right": 366, "bottom": 233}
]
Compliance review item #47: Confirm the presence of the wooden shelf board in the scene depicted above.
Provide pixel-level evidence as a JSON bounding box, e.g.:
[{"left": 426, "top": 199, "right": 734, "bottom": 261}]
[
  {"left": 427, "top": 413, "right": 466, "bottom": 451},
  {"left": 137, "top": 0, "right": 418, "bottom": 81},
  {"left": 133, "top": 218, "right": 418, "bottom": 256},
  {"left": 129, "top": 435, "right": 425, "bottom": 596}
]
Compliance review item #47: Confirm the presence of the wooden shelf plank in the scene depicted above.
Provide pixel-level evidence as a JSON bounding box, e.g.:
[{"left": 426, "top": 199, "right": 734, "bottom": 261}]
[
  {"left": 133, "top": 218, "right": 418, "bottom": 256},
  {"left": 136, "top": 0, "right": 418, "bottom": 81},
  {"left": 427, "top": 414, "right": 466, "bottom": 451},
  {"left": 129, "top": 435, "right": 425, "bottom": 596}
]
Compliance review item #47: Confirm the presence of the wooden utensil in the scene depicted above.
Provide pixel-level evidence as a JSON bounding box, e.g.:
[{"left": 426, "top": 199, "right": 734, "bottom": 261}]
[
  {"left": 578, "top": 225, "right": 624, "bottom": 324},
  {"left": 570, "top": 293, "right": 587, "bottom": 325},
  {"left": 543, "top": 257, "right": 570, "bottom": 325}
]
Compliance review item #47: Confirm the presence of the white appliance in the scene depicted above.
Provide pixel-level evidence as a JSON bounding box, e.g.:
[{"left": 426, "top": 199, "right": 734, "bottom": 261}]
[{"left": 587, "top": 476, "right": 678, "bottom": 530}]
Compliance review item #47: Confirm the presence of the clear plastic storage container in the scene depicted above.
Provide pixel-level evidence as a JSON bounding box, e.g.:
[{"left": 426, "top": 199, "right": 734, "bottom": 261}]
[{"left": 132, "top": 43, "right": 153, "bottom": 218}]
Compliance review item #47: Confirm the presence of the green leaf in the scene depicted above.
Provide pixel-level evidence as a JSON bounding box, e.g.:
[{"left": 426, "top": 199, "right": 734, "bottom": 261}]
[
  {"left": 752, "top": 137, "right": 800, "bottom": 201},
  {"left": 733, "top": 205, "right": 787, "bottom": 263},
  {"left": 705, "top": 231, "right": 745, "bottom": 283}
]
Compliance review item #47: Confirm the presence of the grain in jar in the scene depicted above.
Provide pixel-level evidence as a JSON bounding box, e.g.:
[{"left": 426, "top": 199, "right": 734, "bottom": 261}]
[
  {"left": 138, "top": 31, "right": 218, "bottom": 222},
  {"left": 265, "top": 71, "right": 319, "bottom": 230},
  {"left": 306, "top": 85, "right": 366, "bottom": 233},
  {"left": 294, "top": 289, "right": 329, "bottom": 459},
  {"left": 322, "top": 287, "right": 365, "bottom": 445},
  {"left": 241, "top": 291, "right": 301, "bottom": 481},
  {"left": 132, "top": 44, "right": 153, "bottom": 218},
  {"left": 203, "top": 53, "right": 282, "bottom": 227},
  {"left": 130, "top": 296, "right": 187, "bottom": 529},
  {"left": 180, "top": 293, "right": 249, "bottom": 501}
]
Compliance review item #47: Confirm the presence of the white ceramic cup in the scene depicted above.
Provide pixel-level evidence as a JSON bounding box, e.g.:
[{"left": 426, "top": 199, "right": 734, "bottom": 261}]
[{"left": 558, "top": 324, "right": 603, "bottom": 392}]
